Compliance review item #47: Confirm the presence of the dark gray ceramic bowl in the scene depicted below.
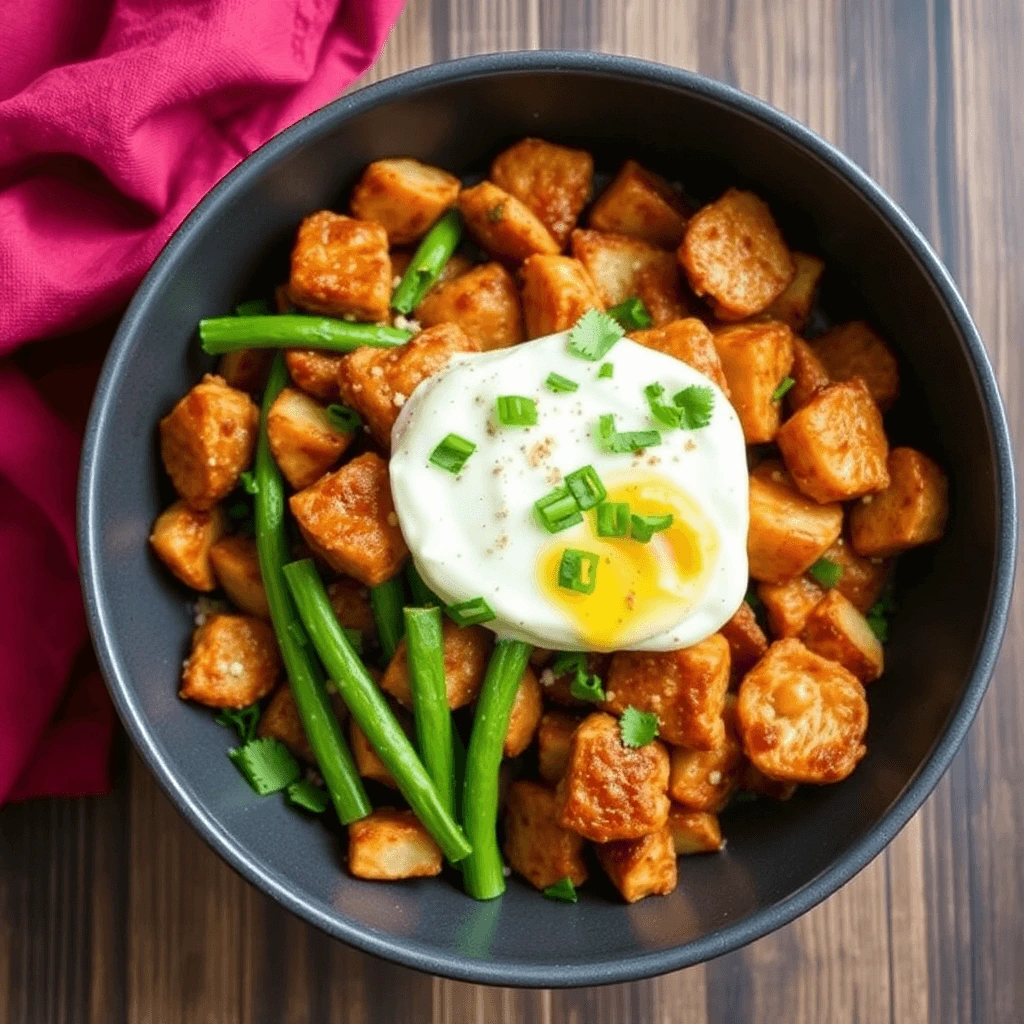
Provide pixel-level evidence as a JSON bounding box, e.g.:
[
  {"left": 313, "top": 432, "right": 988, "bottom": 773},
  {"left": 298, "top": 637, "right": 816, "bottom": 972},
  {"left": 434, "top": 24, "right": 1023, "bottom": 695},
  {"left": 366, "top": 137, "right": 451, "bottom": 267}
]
[{"left": 78, "top": 51, "right": 1016, "bottom": 987}]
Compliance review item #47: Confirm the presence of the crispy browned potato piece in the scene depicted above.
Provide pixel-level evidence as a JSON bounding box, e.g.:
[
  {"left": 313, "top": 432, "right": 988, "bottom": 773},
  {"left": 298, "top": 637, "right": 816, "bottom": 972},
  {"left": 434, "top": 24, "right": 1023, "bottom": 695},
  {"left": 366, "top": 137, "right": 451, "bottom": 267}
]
[
  {"left": 209, "top": 535, "right": 270, "bottom": 618},
  {"left": 757, "top": 576, "right": 825, "bottom": 638},
  {"left": 338, "top": 322, "right": 481, "bottom": 448},
  {"left": 759, "top": 251, "right": 824, "bottom": 332},
  {"left": 457, "top": 181, "right": 560, "bottom": 263},
  {"left": 820, "top": 536, "right": 890, "bottom": 613},
  {"left": 217, "top": 348, "right": 273, "bottom": 397},
  {"left": 504, "top": 780, "right": 588, "bottom": 891},
  {"left": 150, "top": 500, "right": 226, "bottom": 591},
  {"left": 596, "top": 826, "right": 677, "bottom": 903},
  {"left": 490, "top": 138, "right": 594, "bottom": 249},
  {"left": 736, "top": 638, "right": 868, "bottom": 784},
  {"left": 159, "top": 374, "right": 259, "bottom": 511},
  {"left": 668, "top": 698, "right": 744, "bottom": 811},
  {"left": 380, "top": 621, "right": 491, "bottom": 710},
  {"left": 289, "top": 452, "right": 408, "bottom": 586},
  {"left": 629, "top": 318, "right": 730, "bottom": 395},
  {"left": 327, "top": 578, "right": 377, "bottom": 650},
  {"left": 257, "top": 684, "right": 313, "bottom": 761},
  {"left": 719, "top": 601, "right": 768, "bottom": 683},
  {"left": 747, "top": 460, "right": 844, "bottom": 583},
  {"left": 180, "top": 613, "right": 280, "bottom": 708},
  {"left": 850, "top": 447, "right": 949, "bottom": 557},
  {"left": 505, "top": 667, "right": 544, "bottom": 757},
  {"left": 713, "top": 321, "right": 795, "bottom": 443},
  {"left": 520, "top": 254, "right": 604, "bottom": 338},
  {"left": 800, "top": 590, "right": 884, "bottom": 683},
  {"left": 668, "top": 807, "right": 725, "bottom": 854},
  {"left": 284, "top": 350, "right": 344, "bottom": 402},
  {"left": 740, "top": 762, "right": 799, "bottom": 801},
  {"left": 537, "top": 711, "right": 581, "bottom": 782},
  {"left": 349, "top": 159, "right": 460, "bottom": 245},
  {"left": 266, "top": 386, "right": 354, "bottom": 490},
  {"left": 605, "top": 635, "right": 731, "bottom": 749},
  {"left": 570, "top": 228, "right": 688, "bottom": 326},
  {"left": 813, "top": 321, "right": 899, "bottom": 411},
  {"left": 777, "top": 379, "right": 890, "bottom": 503},
  {"left": 589, "top": 159, "right": 688, "bottom": 249},
  {"left": 788, "top": 336, "right": 831, "bottom": 411},
  {"left": 680, "top": 189, "right": 795, "bottom": 320},
  {"left": 288, "top": 211, "right": 391, "bottom": 321},
  {"left": 415, "top": 262, "right": 524, "bottom": 350},
  {"left": 556, "top": 712, "right": 670, "bottom": 842},
  {"left": 347, "top": 808, "right": 443, "bottom": 880}
]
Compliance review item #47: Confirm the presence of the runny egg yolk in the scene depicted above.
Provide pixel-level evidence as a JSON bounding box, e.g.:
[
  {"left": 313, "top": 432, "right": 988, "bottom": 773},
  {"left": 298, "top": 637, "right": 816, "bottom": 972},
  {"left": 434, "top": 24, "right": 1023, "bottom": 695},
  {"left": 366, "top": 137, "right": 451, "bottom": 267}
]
[{"left": 537, "top": 474, "right": 720, "bottom": 651}]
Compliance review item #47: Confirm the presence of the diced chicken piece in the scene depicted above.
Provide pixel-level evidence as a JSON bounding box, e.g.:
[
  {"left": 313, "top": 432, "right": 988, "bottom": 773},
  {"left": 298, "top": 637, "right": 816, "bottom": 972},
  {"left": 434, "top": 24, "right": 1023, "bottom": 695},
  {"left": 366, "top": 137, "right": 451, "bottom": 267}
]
[
  {"left": 504, "top": 667, "right": 544, "bottom": 757},
  {"left": 812, "top": 320, "right": 899, "bottom": 411},
  {"left": 266, "top": 386, "right": 354, "bottom": 490},
  {"left": 457, "top": 181, "right": 560, "bottom": 263},
  {"left": 719, "top": 602, "right": 768, "bottom": 683},
  {"left": 668, "top": 807, "right": 725, "bottom": 854},
  {"left": 347, "top": 808, "right": 442, "bottom": 880},
  {"left": 759, "top": 251, "right": 824, "bottom": 332},
  {"left": 327, "top": 577, "right": 378, "bottom": 651},
  {"left": 149, "top": 500, "right": 226, "bottom": 591},
  {"left": 504, "top": 780, "right": 588, "bottom": 891},
  {"left": 800, "top": 589, "right": 885, "bottom": 683},
  {"left": 415, "top": 262, "right": 524, "bottom": 350},
  {"left": 589, "top": 160, "right": 688, "bottom": 249},
  {"left": 209, "top": 535, "right": 269, "bottom": 618},
  {"left": 596, "top": 826, "right": 677, "bottom": 902},
  {"left": 537, "top": 711, "right": 581, "bottom": 782},
  {"left": 787, "top": 336, "right": 831, "bottom": 411},
  {"left": 757, "top": 576, "right": 825, "bottom": 638},
  {"left": 520, "top": 254, "right": 603, "bottom": 338},
  {"left": 628, "top": 317, "right": 730, "bottom": 395},
  {"left": 180, "top": 613, "right": 280, "bottom": 708}
]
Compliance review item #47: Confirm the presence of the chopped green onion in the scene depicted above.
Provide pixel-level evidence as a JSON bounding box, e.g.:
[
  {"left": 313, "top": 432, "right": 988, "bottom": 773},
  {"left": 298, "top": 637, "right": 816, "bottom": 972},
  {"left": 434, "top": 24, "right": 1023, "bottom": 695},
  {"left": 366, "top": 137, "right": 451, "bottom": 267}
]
[
  {"left": 325, "top": 403, "right": 362, "bottom": 433},
  {"left": 619, "top": 706, "right": 659, "bottom": 748},
  {"left": 551, "top": 651, "right": 588, "bottom": 677},
  {"left": 567, "top": 309, "right": 625, "bottom": 361},
  {"left": 808, "top": 557, "right": 844, "bottom": 589},
  {"left": 672, "top": 385, "right": 715, "bottom": 429},
  {"left": 569, "top": 670, "right": 606, "bottom": 703},
  {"left": 564, "top": 465, "right": 606, "bottom": 511},
  {"left": 236, "top": 298, "right": 270, "bottom": 317},
  {"left": 446, "top": 597, "right": 496, "bottom": 627},
  {"left": 771, "top": 376, "right": 796, "bottom": 402},
  {"left": 228, "top": 737, "right": 302, "bottom": 795},
  {"left": 596, "top": 413, "right": 662, "bottom": 454},
  {"left": 597, "top": 362, "right": 614, "bottom": 379},
  {"left": 392, "top": 209, "right": 464, "bottom": 314},
  {"left": 605, "top": 296, "right": 653, "bottom": 331},
  {"left": 286, "top": 779, "right": 330, "bottom": 813},
  {"left": 215, "top": 704, "right": 261, "bottom": 745},
  {"left": 534, "top": 486, "right": 583, "bottom": 533},
  {"left": 496, "top": 395, "right": 537, "bottom": 427},
  {"left": 630, "top": 513, "right": 674, "bottom": 542},
  {"left": 558, "top": 549, "right": 599, "bottom": 595},
  {"left": 595, "top": 501, "right": 631, "bottom": 538},
  {"left": 239, "top": 470, "right": 258, "bottom": 495},
  {"left": 545, "top": 372, "right": 579, "bottom": 394},
  {"left": 543, "top": 877, "right": 579, "bottom": 903},
  {"left": 429, "top": 433, "right": 477, "bottom": 474}
]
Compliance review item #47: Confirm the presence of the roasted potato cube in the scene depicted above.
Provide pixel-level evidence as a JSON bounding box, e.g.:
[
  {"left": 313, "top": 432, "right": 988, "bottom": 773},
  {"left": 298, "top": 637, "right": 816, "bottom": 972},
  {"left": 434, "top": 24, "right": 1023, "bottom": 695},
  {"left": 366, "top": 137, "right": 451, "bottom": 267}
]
[
  {"left": 349, "top": 158, "right": 460, "bottom": 245},
  {"left": 736, "top": 638, "right": 868, "bottom": 784},
  {"left": 788, "top": 336, "right": 831, "bottom": 411},
  {"left": 537, "top": 711, "right": 580, "bottom": 782},
  {"left": 327, "top": 577, "right": 377, "bottom": 650},
  {"left": 217, "top": 348, "right": 273, "bottom": 397},
  {"left": 720, "top": 602, "right": 768, "bottom": 683},
  {"left": 505, "top": 667, "right": 544, "bottom": 757},
  {"left": 757, "top": 576, "right": 825, "bottom": 638},
  {"left": 589, "top": 159, "right": 688, "bottom": 249},
  {"left": 629, "top": 317, "right": 730, "bottom": 395},
  {"left": 159, "top": 374, "right": 259, "bottom": 510},
  {"left": 289, "top": 452, "right": 408, "bottom": 586},
  {"left": 713, "top": 321, "right": 795, "bottom": 443},
  {"left": 777, "top": 379, "right": 890, "bottom": 503},
  {"left": 850, "top": 447, "right": 949, "bottom": 557},
  {"left": 668, "top": 699, "right": 744, "bottom": 812},
  {"left": 338, "top": 322, "right": 480, "bottom": 447},
  {"left": 759, "top": 251, "right": 824, "bottom": 332},
  {"left": 149, "top": 500, "right": 226, "bottom": 591},
  {"left": 257, "top": 684, "right": 315, "bottom": 761},
  {"left": 180, "top": 613, "right": 280, "bottom": 708},
  {"left": 266, "top": 386, "right": 354, "bottom": 490},
  {"left": 347, "top": 808, "right": 442, "bottom": 880},
  {"left": 605, "top": 634, "right": 731, "bottom": 749},
  {"left": 380, "top": 621, "right": 491, "bottom": 710},
  {"left": 820, "top": 537, "right": 889, "bottom": 613},
  {"left": 800, "top": 589, "right": 884, "bottom": 683},
  {"left": 747, "top": 460, "right": 844, "bottom": 583},
  {"left": 596, "top": 826, "right": 677, "bottom": 902},
  {"left": 288, "top": 211, "right": 391, "bottom": 321},
  {"left": 557, "top": 712, "right": 670, "bottom": 842},
  {"left": 812, "top": 320, "right": 899, "bottom": 411},
  {"left": 680, "top": 189, "right": 795, "bottom": 320},
  {"left": 504, "top": 780, "right": 588, "bottom": 891},
  {"left": 570, "top": 228, "right": 688, "bottom": 326},
  {"left": 668, "top": 807, "right": 724, "bottom": 854},
  {"left": 284, "top": 349, "right": 344, "bottom": 401},
  {"left": 520, "top": 254, "right": 603, "bottom": 338},
  {"left": 490, "top": 138, "right": 593, "bottom": 248},
  {"left": 209, "top": 535, "right": 269, "bottom": 618},
  {"left": 415, "top": 262, "right": 524, "bottom": 350},
  {"left": 457, "top": 181, "right": 560, "bottom": 263},
  {"left": 539, "top": 653, "right": 610, "bottom": 709},
  {"left": 740, "top": 762, "right": 798, "bottom": 801}
]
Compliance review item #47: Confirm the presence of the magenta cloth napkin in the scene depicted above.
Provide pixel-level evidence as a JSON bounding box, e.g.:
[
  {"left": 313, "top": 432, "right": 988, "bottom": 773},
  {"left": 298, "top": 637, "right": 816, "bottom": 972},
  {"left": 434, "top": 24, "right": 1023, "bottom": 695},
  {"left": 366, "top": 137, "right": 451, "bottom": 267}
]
[{"left": 0, "top": 0, "right": 405, "bottom": 803}]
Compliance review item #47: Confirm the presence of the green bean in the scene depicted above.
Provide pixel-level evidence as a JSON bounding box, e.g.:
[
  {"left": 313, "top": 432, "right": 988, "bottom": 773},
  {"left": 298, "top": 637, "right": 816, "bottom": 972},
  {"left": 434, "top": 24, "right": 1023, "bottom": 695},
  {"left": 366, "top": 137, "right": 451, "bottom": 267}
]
[
  {"left": 391, "top": 209, "right": 463, "bottom": 314},
  {"left": 404, "top": 607, "right": 454, "bottom": 817},
  {"left": 200, "top": 315, "right": 410, "bottom": 355},
  {"left": 370, "top": 576, "right": 406, "bottom": 662},
  {"left": 254, "top": 355, "right": 370, "bottom": 824},
  {"left": 461, "top": 639, "right": 532, "bottom": 900},
  {"left": 406, "top": 561, "right": 441, "bottom": 607},
  {"left": 283, "top": 559, "right": 472, "bottom": 864}
]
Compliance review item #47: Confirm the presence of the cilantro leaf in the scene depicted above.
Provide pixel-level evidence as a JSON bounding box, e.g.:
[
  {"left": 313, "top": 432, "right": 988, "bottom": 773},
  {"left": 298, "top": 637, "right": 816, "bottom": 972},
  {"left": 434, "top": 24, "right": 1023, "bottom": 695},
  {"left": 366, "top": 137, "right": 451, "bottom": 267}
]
[
  {"left": 672, "top": 385, "right": 715, "bottom": 429},
  {"left": 596, "top": 413, "right": 662, "bottom": 454},
  {"left": 228, "top": 737, "right": 301, "bottom": 795},
  {"left": 543, "top": 877, "right": 579, "bottom": 903},
  {"left": 286, "top": 779, "right": 330, "bottom": 813},
  {"left": 567, "top": 309, "right": 625, "bottom": 361},
  {"left": 644, "top": 383, "right": 683, "bottom": 429},
  {"left": 215, "top": 704, "right": 261, "bottom": 745},
  {"left": 619, "top": 706, "right": 660, "bottom": 748}
]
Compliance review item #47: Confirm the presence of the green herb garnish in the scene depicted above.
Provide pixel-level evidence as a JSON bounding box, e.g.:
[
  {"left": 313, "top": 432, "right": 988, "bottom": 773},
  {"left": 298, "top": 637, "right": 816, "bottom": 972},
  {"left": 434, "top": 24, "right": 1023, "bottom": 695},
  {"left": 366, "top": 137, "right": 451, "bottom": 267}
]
[
  {"left": 496, "top": 395, "right": 538, "bottom": 427},
  {"left": 619, "top": 706, "right": 660, "bottom": 748},
  {"left": 771, "top": 376, "right": 796, "bottom": 402},
  {"left": 567, "top": 309, "right": 625, "bottom": 361},
  {"left": 446, "top": 597, "right": 497, "bottom": 627},
  {"left": 545, "top": 372, "right": 579, "bottom": 394},
  {"left": 429, "top": 433, "right": 477, "bottom": 474},
  {"left": 558, "top": 549, "right": 599, "bottom": 594},
  {"left": 543, "top": 877, "right": 580, "bottom": 903},
  {"left": 808, "top": 557, "right": 844, "bottom": 589},
  {"left": 228, "top": 737, "right": 302, "bottom": 795}
]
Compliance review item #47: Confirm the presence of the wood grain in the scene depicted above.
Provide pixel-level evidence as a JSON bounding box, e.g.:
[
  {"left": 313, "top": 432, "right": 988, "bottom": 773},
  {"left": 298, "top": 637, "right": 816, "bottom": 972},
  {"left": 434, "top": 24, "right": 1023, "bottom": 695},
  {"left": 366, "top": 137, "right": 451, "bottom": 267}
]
[{"left": 2, "top": 0, "right": 1022, "bottom": 1021}]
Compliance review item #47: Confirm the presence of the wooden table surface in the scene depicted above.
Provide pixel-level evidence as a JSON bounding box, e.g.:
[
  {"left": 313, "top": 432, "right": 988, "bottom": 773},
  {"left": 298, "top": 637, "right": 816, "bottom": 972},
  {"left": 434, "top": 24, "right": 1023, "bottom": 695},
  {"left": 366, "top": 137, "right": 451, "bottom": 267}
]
[{"left": 2, "top": 0, "right": 1022, "bottom": 1021}]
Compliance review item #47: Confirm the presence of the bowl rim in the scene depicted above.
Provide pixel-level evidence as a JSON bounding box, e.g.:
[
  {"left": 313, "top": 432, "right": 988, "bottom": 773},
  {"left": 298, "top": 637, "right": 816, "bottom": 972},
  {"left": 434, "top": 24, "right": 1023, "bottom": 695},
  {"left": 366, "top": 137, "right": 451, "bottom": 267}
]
[{"left": 78, "top": 49, "right": 1017, "bottom": 988}]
